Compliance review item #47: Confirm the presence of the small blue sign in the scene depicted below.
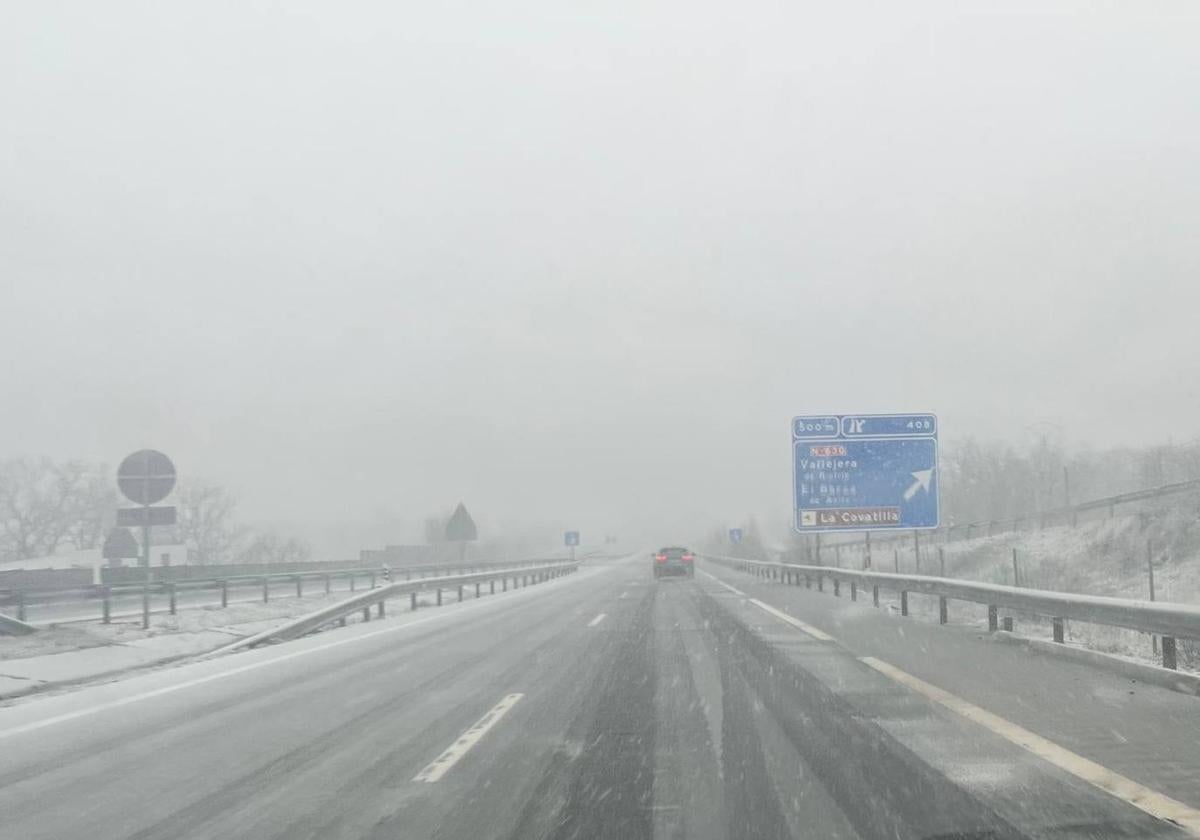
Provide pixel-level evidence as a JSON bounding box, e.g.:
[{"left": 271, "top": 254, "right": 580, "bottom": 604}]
[
  {"left": 792, "top": 413, "right": 939, "bottom": 533},
  {"left": 729, "top": 528, "right": 743, "bottom": 544},
  {"left": 840, "top": 413, "right": 937, "bottom": 438},
  {"left": 564, "top": 531, "right": 580, "bottom": 547}
]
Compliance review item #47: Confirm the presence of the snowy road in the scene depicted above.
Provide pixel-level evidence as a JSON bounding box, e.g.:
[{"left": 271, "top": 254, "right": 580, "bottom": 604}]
[{"left": 0, "top": 554, "right": 1196, "bottom": 839}]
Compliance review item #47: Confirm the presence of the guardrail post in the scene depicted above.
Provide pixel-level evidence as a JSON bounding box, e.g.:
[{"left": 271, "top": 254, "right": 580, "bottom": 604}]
[
  {"left": 988, "top": 605, "right": 998, "bottom": 631},
  {"left": 102, "top": 587, "right": 111, "bottom": 623},
  {"left": 370, "top": 573, "right": 377, "bottom": 589},
  {"left": 411, "top": 592, "right": 417, "bottom": 611},
  {"left": 437, "top": 589, "right": 443, "bottom": 606},
  {"left": 377, "top": 600, "right": 385, "bottom": 618},
  {"left": 1162, "top": 636, "right": 1178, "bottom": 670},
  {"left": 350, "top": 574, "right": 356, "bottom": 592},
  {"left": 324, "top": 574, "right": 331, "bottom": 595},
  {"left": 804, "top": 574, "right": 810, "bottom": 589},
  {"left": 262, "top": 577, "right": 269, "bottom": 603},
  {"left": 938, "top": 596, "right": 947, "bottom": 625},
  {"left": 900, "top": 591, "right": 908, "bottom": 616},
  {"left": 221, "top": 580, "right": 228, "bottom": 608},
  {"left": 850, "top": 581, "right": 857, "bottom": 601},
  {"left": 17, "top": 591, "right": 25, "bottom": 621},
  {"left": 817, "top": 574, "right": 824, "bottom": 593},
  {"left": 872, "top": 585, "right": 879, "bottom": 607},
  {"left": 475, "top": 582, "right": 481, "bottom": 598},
  {"left": 362, "top": 606, "right": 370, "bottom": 622},
  {"left": 169, "top": 583, "right": 177, "bottom": 615},
  {"left": 458, "top": 584, "right": 464, "bottom": 602},
  {"left": 295, "top": 576, "right": 303, "bottom": 597},
  {"left": 491, "top": 580, "right": 496, "bottom": 594},
  {"left": 833, "top": 579, "right": 840, "bottom": 597},
  {"left": 1002, "top": 617, "right": 1013, "bottom": 632},
  {"left": 503, "top": 578, "right": 508, "bottom": 591},
  {"left": 1052, "top": 617, "right": 1064, "bottom": 643}
]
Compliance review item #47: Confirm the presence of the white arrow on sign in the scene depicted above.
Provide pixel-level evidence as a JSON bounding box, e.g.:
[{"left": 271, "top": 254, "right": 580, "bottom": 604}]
[{"left": 903, "top": 469, "right": 934, "bottom": 501}]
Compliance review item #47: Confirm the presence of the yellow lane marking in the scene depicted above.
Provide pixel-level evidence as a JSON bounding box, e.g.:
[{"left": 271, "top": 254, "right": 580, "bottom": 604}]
[{"left": 860, "top": 656, "right": 1200, "bottom": 836}]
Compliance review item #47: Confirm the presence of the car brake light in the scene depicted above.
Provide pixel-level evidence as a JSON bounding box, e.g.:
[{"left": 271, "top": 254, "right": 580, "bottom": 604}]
[
  {"left": 655, "top": 554, "right": 667, "bottom": 562},
  {"left": 682, "top": 554, "right": 694, "bottom": 562}
]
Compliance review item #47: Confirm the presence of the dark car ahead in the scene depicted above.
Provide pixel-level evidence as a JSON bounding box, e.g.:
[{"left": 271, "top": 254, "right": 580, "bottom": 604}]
[{"left": 652, "top": 546, "right": 695, "bottom": 579}]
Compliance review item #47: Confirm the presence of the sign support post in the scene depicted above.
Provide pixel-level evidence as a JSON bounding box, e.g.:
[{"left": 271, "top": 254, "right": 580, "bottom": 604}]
[
  {"left": 142, "top": 513, "right": 151, "bottom": 629},
  {"left": 116, "top": 449, "right": 177, "bottom": 631}
]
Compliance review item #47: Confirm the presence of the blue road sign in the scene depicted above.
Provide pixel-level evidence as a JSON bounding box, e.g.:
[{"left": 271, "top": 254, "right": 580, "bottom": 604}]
[
  {"left": 729, "top": 528, "right": 743, "bottom": 544},
  {"left": 564, "top": 531, "right": 580, "bottom": 547},
  {"left": 792, "top": 413, "right": 939, "bottom": 533}
]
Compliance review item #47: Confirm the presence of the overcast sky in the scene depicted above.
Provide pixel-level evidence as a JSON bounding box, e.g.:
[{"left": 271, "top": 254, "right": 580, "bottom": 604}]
[{"left": 3, "top": 1, "right": 1199, "bottom": 554}]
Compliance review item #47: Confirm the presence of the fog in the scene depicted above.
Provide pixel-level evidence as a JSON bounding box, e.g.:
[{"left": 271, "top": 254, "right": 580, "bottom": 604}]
[{"left": 3, "top": 1, "right": 1199, "bottom": 555}]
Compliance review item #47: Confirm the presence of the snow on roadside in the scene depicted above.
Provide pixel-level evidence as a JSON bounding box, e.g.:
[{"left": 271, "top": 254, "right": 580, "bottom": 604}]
[{"left": 0, "top": 587, "right": 454, "bottom": 661}]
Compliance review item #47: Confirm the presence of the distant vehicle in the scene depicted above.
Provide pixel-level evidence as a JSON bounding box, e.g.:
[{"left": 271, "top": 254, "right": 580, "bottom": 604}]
[{"left": 652, "top": 546, "right": 695, "bottom": 579}]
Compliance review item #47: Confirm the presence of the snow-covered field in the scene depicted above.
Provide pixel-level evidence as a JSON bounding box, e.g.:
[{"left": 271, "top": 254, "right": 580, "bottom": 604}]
[
  {"left": 0, "top": 587, "right": 454, "bottom": 662},
  {"left": 829, "top": 493, "right": 1200, "bottom": 671}
]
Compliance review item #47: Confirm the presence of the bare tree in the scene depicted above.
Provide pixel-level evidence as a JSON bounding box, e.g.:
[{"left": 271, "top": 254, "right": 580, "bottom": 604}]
[
  {"left": 237, "top": 532, "right": 312, "bottom": 565},
  {"left": 0, "top": 458, "right": 93, "bottom": 560},
  {"left": 176, "top": 481, "right": 246, "bottom": 564},
  {"left": 65, "top": 467, "right": 118, "bottom": 550}
]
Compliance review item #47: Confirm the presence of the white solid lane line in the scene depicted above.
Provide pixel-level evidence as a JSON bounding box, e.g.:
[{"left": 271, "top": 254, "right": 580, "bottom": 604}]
[
  {"left": 413, "top": 693, "right": 524, "bottom": 783},
  {"left": 860, "top": 656, "right": 1200, "bottom": 836},
  {"left": 699, "top": 569, "right": 832, "bottom": 640},
  {"left": 747, "top": 598, "right": 836, "bottom": 642},
  {"left": 587, "top": 612, "right": 607, "bottom": 627},
  {"left": 698, "top": 570, "right": 745, "bottom": 596}
]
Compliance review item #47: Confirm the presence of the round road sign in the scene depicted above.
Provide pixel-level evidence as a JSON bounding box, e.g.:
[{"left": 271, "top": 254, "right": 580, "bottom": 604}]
[{"left": 117, "top": 449, "right": 176, "bottom": 505}]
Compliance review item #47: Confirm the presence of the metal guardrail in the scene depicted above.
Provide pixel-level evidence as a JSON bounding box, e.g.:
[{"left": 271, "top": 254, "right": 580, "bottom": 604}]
[
  {"left": 216, "top": 560, "right": 580, "bottom": 653},
  {"left": 0, "top": 611, "right": 37, "bottom": 636},
  {"left": 0, "top": 558, "right": 573, "bottom": 626},
  {"left": 704, "top": 553, "right": 1200, "bottom": 670}
]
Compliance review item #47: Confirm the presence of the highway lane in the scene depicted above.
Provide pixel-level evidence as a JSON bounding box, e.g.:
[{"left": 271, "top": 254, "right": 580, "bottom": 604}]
[
  {"left": 0, "top": 554, "right": 863, "bottom": 840},
  {"left": 8, "top": 551, "right": 1188, "bottom": 839}
]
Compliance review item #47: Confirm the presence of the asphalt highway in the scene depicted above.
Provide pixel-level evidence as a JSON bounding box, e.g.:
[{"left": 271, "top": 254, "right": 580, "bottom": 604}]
[{"left": 0, "top": 553, "right": 1195, "bottom": 839}]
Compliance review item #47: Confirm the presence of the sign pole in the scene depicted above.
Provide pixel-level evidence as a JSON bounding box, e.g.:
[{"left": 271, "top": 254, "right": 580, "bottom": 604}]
[
  {"left": 1148, "top": 539, "right": 1158, "bottom": 656},
  {"left": 142, "top": 505, "right": 151, "bottom": 629}
]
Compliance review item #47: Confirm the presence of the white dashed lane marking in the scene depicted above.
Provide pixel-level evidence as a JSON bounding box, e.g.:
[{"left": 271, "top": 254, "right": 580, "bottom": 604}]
[
  {"left": 587, "top": 612, "right": 607, "bottom": 627},
  {"left": 413, "top": 693, "right": 524, "bottom": 783}
]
